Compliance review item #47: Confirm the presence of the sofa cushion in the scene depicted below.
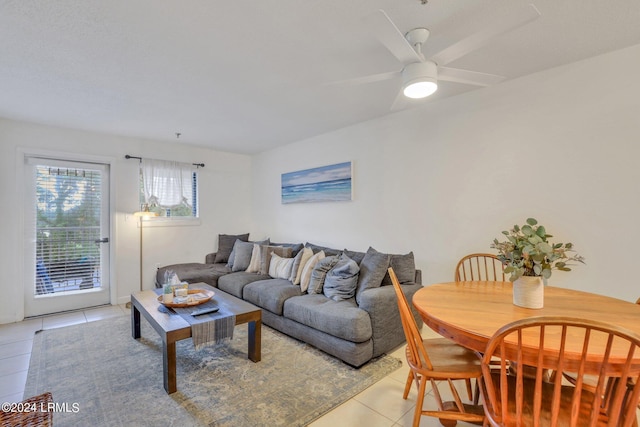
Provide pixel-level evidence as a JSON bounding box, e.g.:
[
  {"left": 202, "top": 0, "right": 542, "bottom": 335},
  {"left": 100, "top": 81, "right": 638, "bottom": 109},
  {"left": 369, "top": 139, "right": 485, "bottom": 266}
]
[
  {"left": 245, "top": 244, "right": 292, "bottom": 274},
  {"left": 214, "top": 233, "right": 249, "bottom": 264},
  {"left": 308, "top": 255, "right": 339, "bottom": 294},
  {"left": 217, "top": 271, "right": 270, "bottom": 298},
  {"left": 229, "top": 240, "right": 253, "bottom": 271},
  {"left": 300, "top": 250, "right": 325, "bottom": 292},
  {"left": 283, "top": 295, "right": 372, "bottom": 343},
  {"left": 355, "top": 247, "right": 390, "bottom": 304},
  {"left": 324, "top": 253, "right": 360, "bottom": 301},
  {"left": 246, "top": 244, "right": 262, "bottom": 273},
  {"left": 381, "top": 251, "right": 416, "bottom": 285},
  {"left": 259, "top": 246, "right": 293, "bottom": 275},
  {"left": 343, "top": 249, "right": 366, "bottom": 265},
  {"left": 305, "top": 242, "right": 341, "bottom": 257},
  {"left": 270, "top": 242, "right": 304, "bottom": 257},
  {"left": 290, "top": 247, "right": 313, "bottom": 285},
  {"left": 228, "top": 238, "right": 269, "bottom": 270},
  {"left": 268, "top": 252, "right": 295, "bottom": 279},
  {"left": 243, "top": 279, "right": 302, "bottom": 315}
]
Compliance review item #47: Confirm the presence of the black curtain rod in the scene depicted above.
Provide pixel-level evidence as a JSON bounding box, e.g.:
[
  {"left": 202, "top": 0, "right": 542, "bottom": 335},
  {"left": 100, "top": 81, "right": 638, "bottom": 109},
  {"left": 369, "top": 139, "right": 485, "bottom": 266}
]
[{"left": 125, "top": 154, "right": 204, "bottom": 168}]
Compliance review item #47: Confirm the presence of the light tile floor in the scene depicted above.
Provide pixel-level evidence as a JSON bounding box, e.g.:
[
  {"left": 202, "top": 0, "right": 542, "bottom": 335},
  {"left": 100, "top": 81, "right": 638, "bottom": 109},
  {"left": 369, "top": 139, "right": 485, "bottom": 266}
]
[
  {"left": 0, "top": 305, "right": 476, "bottom": 426},
  {"left": 0, "top": 305, "right": 128, "bottom": 406}
]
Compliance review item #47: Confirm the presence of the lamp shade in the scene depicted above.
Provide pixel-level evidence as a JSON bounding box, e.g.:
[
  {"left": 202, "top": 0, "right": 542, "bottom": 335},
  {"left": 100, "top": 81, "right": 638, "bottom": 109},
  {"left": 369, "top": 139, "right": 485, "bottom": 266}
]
[
  {"left": 402, "top": 61, "right": 438, "bottom": 99},
  {"left": 133, "top": 203, "right": 157, "bottom": 218},
  {"left": 133, "top": 210, "right": 157, "bottom": 218}
]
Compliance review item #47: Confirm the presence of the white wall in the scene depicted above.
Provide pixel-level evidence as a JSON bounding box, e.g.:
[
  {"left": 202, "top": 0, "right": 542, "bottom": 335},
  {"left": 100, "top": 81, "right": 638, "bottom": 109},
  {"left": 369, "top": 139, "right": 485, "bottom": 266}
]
[
  {"left": 0, "top": 119, "right": 253, "bottom": 323},
  {"left": 252, "top": 43, "right": 640, "bottom": 302},
  {"left": 3, "top": 43, "right": 639, "bottom": 323}
]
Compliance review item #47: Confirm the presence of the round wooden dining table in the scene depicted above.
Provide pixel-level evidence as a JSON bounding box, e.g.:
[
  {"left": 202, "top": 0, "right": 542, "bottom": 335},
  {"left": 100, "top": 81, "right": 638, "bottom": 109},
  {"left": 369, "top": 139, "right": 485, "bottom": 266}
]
[{"left": 412, "top": 281, "right": 640, "bottom": 365}]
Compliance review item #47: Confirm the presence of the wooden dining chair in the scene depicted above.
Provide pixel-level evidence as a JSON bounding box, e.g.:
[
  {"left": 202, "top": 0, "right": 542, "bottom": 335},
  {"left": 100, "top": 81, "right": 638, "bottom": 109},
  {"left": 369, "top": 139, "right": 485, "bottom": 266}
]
[
  {"left": 455, "top": 253, "right": 505, "bottom": 282},
  {"left": 455, "top": 253, "right": 506, "bottom": 403},
  {"left": 560, "top": 296, "right": 640, "bottom": 411},
  {"left": 479, "top": 316, "right": 640, "bottom": 427},
  {"left": 389, "top": 267, "right": 485, "bottom": 427}
]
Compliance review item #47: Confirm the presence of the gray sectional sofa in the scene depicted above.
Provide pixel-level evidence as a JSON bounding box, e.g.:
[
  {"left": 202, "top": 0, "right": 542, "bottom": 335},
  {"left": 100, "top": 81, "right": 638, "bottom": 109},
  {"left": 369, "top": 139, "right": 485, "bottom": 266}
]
[{"left": 156, "top": 235, "right": 423, "bottom": 367}]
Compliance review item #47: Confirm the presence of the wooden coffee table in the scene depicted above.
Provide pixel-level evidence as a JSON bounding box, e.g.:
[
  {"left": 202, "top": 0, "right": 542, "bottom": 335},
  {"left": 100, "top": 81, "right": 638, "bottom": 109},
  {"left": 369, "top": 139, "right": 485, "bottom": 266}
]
[{"left": 131, "top": 282, "right": 261, "bottom": 394}]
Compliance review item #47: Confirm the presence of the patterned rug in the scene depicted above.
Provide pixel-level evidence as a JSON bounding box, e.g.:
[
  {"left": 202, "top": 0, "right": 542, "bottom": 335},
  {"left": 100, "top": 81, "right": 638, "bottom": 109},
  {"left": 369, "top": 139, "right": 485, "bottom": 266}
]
[{"left": 25, "top": 315, "right": 401, "bottom": 426}]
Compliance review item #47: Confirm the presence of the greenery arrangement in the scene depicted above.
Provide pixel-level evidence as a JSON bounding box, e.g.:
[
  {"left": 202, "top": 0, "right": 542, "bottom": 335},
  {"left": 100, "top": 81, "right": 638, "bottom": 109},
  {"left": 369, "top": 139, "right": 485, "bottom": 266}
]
[{"left": 491, "top": 218, "right": 585, "bottom": 282}]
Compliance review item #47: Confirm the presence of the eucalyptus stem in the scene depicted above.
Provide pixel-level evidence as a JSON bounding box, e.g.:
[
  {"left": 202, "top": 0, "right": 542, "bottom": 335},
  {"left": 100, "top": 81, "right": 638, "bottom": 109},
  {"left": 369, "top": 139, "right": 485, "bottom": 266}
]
[{"left": 491, "top": 218, "right": 585, "bottom": 282}]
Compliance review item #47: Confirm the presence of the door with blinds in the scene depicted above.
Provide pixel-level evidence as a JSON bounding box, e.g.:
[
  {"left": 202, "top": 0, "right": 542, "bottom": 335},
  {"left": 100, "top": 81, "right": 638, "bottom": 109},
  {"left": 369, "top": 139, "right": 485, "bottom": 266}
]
[{"left": 24, "top": 157, "right": 111, "bottom": 316}]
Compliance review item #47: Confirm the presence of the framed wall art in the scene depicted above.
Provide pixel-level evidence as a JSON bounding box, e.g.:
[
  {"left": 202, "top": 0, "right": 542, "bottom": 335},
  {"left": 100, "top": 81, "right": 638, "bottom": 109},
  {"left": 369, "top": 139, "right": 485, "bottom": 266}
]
[{"left": 281, "top": 161, "right": 352, "bottom": 204}]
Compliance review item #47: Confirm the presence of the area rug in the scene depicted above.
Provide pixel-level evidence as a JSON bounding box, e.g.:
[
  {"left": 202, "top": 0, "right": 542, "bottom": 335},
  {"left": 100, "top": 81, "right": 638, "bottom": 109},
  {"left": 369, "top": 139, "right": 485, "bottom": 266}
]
[{"left": 25, "top": 315, "right": 401, "bottom": 426}]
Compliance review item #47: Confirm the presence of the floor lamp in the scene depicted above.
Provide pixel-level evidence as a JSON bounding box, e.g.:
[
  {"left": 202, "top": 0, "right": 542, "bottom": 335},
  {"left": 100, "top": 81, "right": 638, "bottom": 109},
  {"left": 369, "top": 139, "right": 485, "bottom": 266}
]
[{"left": 126, "top": 205, "right": 157, "bottom": 308}]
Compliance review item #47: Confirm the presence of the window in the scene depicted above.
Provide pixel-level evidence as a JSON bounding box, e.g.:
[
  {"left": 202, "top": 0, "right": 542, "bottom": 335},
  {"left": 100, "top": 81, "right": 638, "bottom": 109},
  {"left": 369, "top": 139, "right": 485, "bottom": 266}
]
[{"left": 138, "top": 159, "right": 199, "bottom": 218}]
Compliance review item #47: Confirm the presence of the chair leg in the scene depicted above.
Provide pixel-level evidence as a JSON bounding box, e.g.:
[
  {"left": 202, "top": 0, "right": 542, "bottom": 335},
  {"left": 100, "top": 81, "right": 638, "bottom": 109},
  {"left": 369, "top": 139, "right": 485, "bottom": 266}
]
[
  {"left": 465, "top": 378, "right": 473, "bottom": 401},
  {"left": 404, "top": 370, "right": 414, "bottom": 400},
  {"left": 413, "top": 376, "right": 428, "bottom": 427},
  {"left": 473, "top": 379, "right": 480, "bottom": 405}
]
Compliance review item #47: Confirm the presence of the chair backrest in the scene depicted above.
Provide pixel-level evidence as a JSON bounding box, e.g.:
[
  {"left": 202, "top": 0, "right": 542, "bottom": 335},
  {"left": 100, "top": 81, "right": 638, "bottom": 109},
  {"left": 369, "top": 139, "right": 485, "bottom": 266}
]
[
  {"left": 480, "top": 316, "right": 640, "bottom": 427},
  {"left": 388, "top": 267, "right": 434, "bottom": 371},
  {"left": 454, "top": 253, "right": 505, "bottom": 281}
]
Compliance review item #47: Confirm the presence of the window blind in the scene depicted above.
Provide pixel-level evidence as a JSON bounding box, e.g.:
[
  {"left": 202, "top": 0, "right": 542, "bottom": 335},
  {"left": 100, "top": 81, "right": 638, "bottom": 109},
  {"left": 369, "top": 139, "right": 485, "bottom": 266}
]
[{"left": 33, "top": 163, "right": 102, "bottom": 293}]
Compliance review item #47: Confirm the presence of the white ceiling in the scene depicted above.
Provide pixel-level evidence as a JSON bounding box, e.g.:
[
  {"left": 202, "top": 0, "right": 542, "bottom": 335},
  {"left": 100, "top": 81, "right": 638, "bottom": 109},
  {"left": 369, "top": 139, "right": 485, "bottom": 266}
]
[{"left": 1, "top": 0, "right": 639, "bottom": 154}]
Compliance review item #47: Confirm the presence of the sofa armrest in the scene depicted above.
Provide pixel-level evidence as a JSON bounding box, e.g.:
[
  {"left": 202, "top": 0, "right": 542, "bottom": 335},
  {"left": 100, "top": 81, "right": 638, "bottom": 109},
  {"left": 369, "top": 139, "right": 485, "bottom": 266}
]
[
  {"left": 205, "top": 252, "right": 217, "bottom": 264},
  {"left": 358, "top": 282, "right": 423, "bottom": 358}
]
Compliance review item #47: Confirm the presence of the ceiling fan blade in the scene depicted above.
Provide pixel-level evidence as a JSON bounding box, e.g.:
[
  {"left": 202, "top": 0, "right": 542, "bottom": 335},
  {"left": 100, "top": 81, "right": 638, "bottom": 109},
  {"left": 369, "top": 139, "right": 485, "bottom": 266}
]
[
  {"left": 431, "top": 3, "right": 541, "bottom": 66},
  {"left": 390, "top": 88, "right": 409, "bottom": 111},
  {"left": 364, "top": 9, "right": 423, "bottom": 65},
  {"left": 438, "top": 66, "right": 505, "bottom": 87},
  {"left": 324, "top": 70, "right": 400, "bottom": 87}
]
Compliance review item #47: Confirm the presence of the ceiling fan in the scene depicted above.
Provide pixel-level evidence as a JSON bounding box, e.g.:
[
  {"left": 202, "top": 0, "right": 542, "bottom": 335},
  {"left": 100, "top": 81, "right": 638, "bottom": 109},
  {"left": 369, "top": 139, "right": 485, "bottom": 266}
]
[{"left": 350, "top": 6, "right": 541, "bottom": 109}]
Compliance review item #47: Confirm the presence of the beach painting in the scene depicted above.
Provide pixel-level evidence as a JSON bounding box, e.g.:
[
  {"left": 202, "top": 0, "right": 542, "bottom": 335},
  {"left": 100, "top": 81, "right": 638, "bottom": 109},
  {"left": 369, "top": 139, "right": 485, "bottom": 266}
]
[{"left": 281, "top": 162, "right": 352, "bottom": 204}]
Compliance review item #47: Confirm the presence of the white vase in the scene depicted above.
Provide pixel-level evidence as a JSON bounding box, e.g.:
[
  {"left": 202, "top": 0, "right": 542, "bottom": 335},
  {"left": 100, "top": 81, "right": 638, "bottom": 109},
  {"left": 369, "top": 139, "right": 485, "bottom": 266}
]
[{"left": 513, "top": 276, "right": 544, "bottom": 309}]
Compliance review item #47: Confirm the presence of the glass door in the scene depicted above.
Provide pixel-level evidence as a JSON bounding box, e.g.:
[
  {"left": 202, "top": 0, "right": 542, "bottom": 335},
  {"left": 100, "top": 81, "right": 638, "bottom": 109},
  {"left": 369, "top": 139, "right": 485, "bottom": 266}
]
[{"left": 24, "top": 157, "right": 110, "bottom": 316}]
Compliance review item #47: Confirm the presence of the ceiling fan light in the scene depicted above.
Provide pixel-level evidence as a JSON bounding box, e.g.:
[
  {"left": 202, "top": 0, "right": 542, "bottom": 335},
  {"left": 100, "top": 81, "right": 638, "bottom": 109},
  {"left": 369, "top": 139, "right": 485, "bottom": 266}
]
[
  {"left": 402, "top": 61, "right": 438, "bottom": 99},
  {"left": 403, "top": 80, "right": 438, "bottom": 98}
]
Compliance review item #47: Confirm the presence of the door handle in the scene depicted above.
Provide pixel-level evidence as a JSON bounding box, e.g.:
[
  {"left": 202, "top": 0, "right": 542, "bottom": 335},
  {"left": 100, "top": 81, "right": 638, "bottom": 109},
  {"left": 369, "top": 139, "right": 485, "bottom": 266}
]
[{"left": 95, "top": 237, "right": 109, "bottom": 244}]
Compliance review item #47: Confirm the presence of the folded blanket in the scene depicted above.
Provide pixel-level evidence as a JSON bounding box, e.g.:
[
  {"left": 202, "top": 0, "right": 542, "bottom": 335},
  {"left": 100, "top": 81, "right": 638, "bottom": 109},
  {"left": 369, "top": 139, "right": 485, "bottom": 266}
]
[{"left": 173, "top": 303, "right": 236, "bottom": 349}]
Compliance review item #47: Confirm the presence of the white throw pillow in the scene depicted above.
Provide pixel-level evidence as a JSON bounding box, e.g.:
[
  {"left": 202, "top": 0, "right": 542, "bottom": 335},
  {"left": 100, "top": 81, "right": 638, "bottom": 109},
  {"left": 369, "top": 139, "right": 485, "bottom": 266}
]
[
  {"left": 246, "top": 244, "right": 262, "bottom": 273},
  {"left": 268, "top": 253, "right": 295, "bottom": 279},
  {"left": 299, "top": 251, "right": 325, "bottom": 292},
  {"left": 291, "top": 247, "right": 313, "bottom": 285}
]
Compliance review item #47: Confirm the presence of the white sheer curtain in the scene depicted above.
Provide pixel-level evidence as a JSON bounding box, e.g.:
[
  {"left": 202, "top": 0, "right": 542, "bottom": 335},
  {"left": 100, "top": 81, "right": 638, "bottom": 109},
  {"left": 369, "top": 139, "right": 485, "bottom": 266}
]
[{"left": 141, "top": 158, "right": 195, "bottom": 208}]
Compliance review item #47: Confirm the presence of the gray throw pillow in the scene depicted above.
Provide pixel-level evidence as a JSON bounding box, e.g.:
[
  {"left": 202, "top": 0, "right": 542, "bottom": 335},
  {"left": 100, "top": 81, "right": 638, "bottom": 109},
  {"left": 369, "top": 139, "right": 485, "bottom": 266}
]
[
  {"left": 287, "top": 249, "right": 305, "bottom": 282},
  {"left": 355, "top": 247, "right": 390, "bottom": 304},
  {"left": 214, "top": 233, "right": 249, "bottom": 264},
  {"left": 228, "top": 238, "right": 269, "bottom": 270},
  {"left": 323, "top": 253, "right": 360, "bottom": 301},
  {"left": 305, "top": 242, "right": 342, "bottom": 257},
  {"left": 382, "top": 251, "right": 416, "bottom": 285},
  {"left": 343, "top": 249, "right": 366, "bottom": 265},
  {"left": 307, "top": 256, "right": 339, "bottom": 294}
]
